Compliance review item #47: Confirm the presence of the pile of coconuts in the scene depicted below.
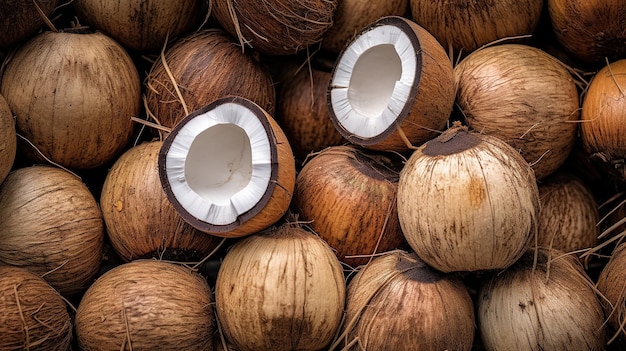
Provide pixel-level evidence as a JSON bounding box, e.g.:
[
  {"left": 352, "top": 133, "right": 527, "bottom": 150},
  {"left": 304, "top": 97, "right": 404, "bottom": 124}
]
[{"left": 3, "top": 0, "right": 626, "bottom": 350}]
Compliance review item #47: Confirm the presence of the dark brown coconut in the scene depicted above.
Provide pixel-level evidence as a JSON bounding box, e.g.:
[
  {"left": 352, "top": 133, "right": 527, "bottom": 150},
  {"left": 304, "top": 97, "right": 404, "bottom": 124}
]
[
  {"left": 0, "top": 0, "right": 58, "bottom": 49},
  {"left": 0, "top": 165, "right": 104, "bottom": 297},
  {"left": 0, "top": 94, "right": 16, "bottom": 185},
  {"left": 75, "top": 260, "right": 215, "bottom": 351},
  {"left": 292, "top": 145, "right": 407, "bottom": 267},
  {"left": 211, "top": 0, "right": 337, "bottom": 55},
  {"left": 100, "top": 140, "right": 224, "bottom": 262},
  {"left": 145, "top": 29, "right": 276, "bottom": 132},
  {"left": 0, "top": 266, "right": 72, "bottom": 351},
  {"left": 0, "top": 31, "right": 140, "bottom": 169}
]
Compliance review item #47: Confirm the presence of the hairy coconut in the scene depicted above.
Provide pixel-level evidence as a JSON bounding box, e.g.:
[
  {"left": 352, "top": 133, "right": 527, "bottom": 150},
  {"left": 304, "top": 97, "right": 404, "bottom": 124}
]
[
  {"left": 597, "top": 243, "right": 626, "bottom": 341},
  {"left": 159, "top": 96, "right": 295, "bottom": 238},
  {"left": 100, "top": 140, "right": 224, "bottom": 262},
  {"left": 0, "top": 165, "right": 104, "bottom": 297},
  {"left": 0, "top": 266, "right": 72, "bottom": 351},
  {"left": 0, "top": 0, "right": 58, "bottom": 49},
  {"left": 0, "top": 94, "right": 16, "bottom": 184},
  {"left": 327, "top": 16, "right": 455, "bottom": 152},
  {"left": 73, "top": 0, "right": 206, "bottom": 52},
  {"left": 321, "top": 0, "right": 408, "bottom": 54},
  {"left": 215, "top": 223, "right": 345, "bottom": 351},
  {"left": 145, "top": 29, "right": 275, "bottom": 132},
  {"left": 75, "top": 259, "right": 214, "bottom": 350},
  {"left": 479, "top": 248, "right": 607, "bottom": 350},
  {"left": 410, "top": 0, "right": 543, "bottom": 56},
  {"left": 0, "top": 30, "right": 140, "bottom": 169},
  {"left": 212, "top": 0, "right": 337, "bottom": 55},
  {"left": 398, "top": 124, "right": 540, "bottom": 272},
  {"left": 455, "top": 44, "right": 580, "bottom": 180},
  {"left": 339, "top": 250, "right": 475, "bottom": 350},
  {"left": 292, "top": 145, "right": 407, "bottom": 267}
]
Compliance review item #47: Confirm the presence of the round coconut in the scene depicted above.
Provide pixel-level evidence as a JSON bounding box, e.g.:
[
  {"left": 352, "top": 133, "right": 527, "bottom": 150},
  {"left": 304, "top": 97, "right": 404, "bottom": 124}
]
[
  {"left": 597, "top": 243, "right": 626, "bottom": 340},
  {"left": 0, "top": 266, "right": 72, "bottom": 351},
  {"left": 75, "top": 259, "right": 214, "bottom": 350},
  {"left": 0, "top": 30, "right": 140, "bottom": 170},
  {"left": 455, "top": 44, "right": 580, "bottom": 180},
  {"left": 327, "top": 16, "right": 455, "bottom": 152},
  {"left": 159, "top": 96, "right": 296, "bottom": 238},
  {"left": 0, "top": 94, "right": 16, "bottom": 185},
  {"left": 0, "top": 0, "right": 58, "bottom": 49},
  {"left": 0, "top": 165, "right": 104, "bottom": 297},
  {"left": 100, "top": 140, "right": 224, "bottom": 262},
  {"left": 145, "top": 29, "right": 276, "bottom": 132}
]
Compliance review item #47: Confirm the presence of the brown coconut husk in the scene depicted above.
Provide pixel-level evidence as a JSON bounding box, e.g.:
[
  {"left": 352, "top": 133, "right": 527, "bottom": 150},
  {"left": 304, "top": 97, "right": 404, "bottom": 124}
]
[
  {"left": 0, "top": 0, "right": 58, "bottom": 49},
  {"left": 0, "top": 93, "right": 16, "bottom": 184}
]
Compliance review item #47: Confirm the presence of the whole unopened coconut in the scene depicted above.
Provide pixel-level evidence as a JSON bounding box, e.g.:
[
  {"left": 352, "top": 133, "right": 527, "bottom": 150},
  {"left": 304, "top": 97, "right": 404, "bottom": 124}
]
[
  {"left": 0, "top": 0, "right": 58, "bottom": 49},
  {"left": 0, "top": 94, "right": 16, "bottom": 184}
]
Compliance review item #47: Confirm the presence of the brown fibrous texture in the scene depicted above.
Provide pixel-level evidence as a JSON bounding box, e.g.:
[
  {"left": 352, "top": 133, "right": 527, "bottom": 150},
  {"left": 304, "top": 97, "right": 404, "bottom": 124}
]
[
  {"left": 0, "top": 0, "right": 58, "bottom": 49},
  {"left": 597, "top": 243, "right": 626, "bottom": 340},
  {"left": 0, "top": 94, "right": 16, "bottom": 185}
]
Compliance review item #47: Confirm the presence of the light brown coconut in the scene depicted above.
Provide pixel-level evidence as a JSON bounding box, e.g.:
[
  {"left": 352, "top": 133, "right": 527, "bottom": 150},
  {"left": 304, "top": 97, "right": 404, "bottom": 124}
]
[
  {"left": 0, "top": 165, "right": 104, "bottom": 297},
  {"left": 292, "top": 145, "right": 407, "bottom": 267},
  {"left": 0, "top": 266, "right": 72, "bottom": 351},
  {"left": 73, "top": 0, "right": 207, "bottom": 52},
  {"left": 0, "top": 0, "right": 58, "bottom": 49},
  {"left": 455, "top": 44, "right": 581, "bottom": 180},
  {"left": 100, "top": 140, "right": 224, "bottom": 262},
  {"left": 75, "top": 259, "right": 215, "bottom": 351},
  {"left": 214, "top": 223, "right": 346, "bottom": 351},
  {"left": 339, "top": 250, "right": 475, "bottom": 351},
  {"left": 410, "top": 0, "right": 543, "bottom": 57},
  {"left": 597, "top": 243, "right": 626, "bottom": 341},
  {"left": 0, "top": 94, "right": 16, "bottom": 185},
  {"left": 211, "top": 0, "right": 337, "bottom": 55},
  {"left": 0, "top": 30, "right": 140, "bottom": 169},
  {"left": 145, "top": 29, "right": 276, "bottom": 132}
]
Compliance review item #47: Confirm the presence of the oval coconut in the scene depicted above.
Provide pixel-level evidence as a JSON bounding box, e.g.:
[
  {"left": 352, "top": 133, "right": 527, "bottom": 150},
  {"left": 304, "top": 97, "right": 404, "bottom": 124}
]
[
  {"left": 75, "top": 260, "right": 214, "bottom": 351},
  {"left": 0, "top": 165, "right": 104, "bottom": 297},
  {"left": 597, "top": 243, "right": 626, "bottom": 340},
  {"left": 0, "top": 30, "right": 140, "bottom": 169},
  {"left": 0, "top": 266, "right": 72, "bottom": 350},
  {"left": 0, "top": 94, "right": 16, "bottom": 185},
  {"left": 0, "top": 0, "right": 58, "bottom": 49},
  {"left": 100, "top": 140, "right": 224, "bottom": 262},
  {"left": 145, "top": 29, "right": 276, "bottom": 132},
  {"left": 455, "top": 44, "right": 580, "bottom": 180},
  {"left": 327, "top": 16, "right": 455, "bottom": 152}
]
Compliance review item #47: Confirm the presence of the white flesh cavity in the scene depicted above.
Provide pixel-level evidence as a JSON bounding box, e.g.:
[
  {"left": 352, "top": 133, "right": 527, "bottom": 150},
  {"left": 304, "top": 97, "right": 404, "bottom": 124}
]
[
  {"left": 165, "top": 102, "right": 272, "bottom": 225},
  {"left": 330, "top": 24, "right": 417, "bottom": 138}
]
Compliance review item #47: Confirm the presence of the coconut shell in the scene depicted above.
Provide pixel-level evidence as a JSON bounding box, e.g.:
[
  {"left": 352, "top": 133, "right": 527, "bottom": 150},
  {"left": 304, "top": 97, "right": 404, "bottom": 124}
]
[
  {"left": 0, "top": 0, "right": 58, "bottom": 49},
  {"left": 145, "top": 29, "right": 276, "bottom": 132},
  {"left": 597, "top": 243, "right": 626, "bottom": 339},
  {"left": 0, "top": 165, "right": 104, "bottom": 297},
  {"left": 75, "top": 260, "right": 215, "bottom": 351},
  {"left": 0, "top": 94, "right": 16, "bottom": 185},
  {"left": 455, "top": 44, "right": 580, "bottom": 180},
  {"left": 211, "top": 0, "right": 337, "bottom": 55},
  {"left": 0, "top": 266, "right": 72, "bottom": 351},
  {"left": 0, "top": 31, "right": 140, "bottom": 170},
  {"left": 100, "top": 140, "right": 224, "bottom": 262}
]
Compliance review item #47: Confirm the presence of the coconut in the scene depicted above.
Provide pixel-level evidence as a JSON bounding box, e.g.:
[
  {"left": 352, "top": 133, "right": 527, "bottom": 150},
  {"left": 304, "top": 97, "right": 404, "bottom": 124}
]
[
  {"left": 291, "top": 145, "right": 407, "bottom": 267},
  {"left": 73, "top": 0, "right": 207, "bottom": 52},
  {"left": 0, "top": 0, "right": 58, "bottom": 49},
  {"left": 100, "top": 140, "right": 224, "bottom": 262},
  {"left": 321, "top": 0, "right": 409, "bottom": 55},
  {"left": 159, "top": 96, "right": 295, "bottom": 238},
  {"left": 580, "top": 59, "right": 626, "bottom": 184},
  {"left": 410, "top": 0, "right": 543, "bottom": 57},
  {"left": 479, "top": 248, "right": 607, "bottom": 350},
  {"left": 211, "top": 0, "right": 337, "bottom": 55},
  {"left": 338, "top": 250, "right": 475, "bottom": 350},
  {"left": 0, "top": 94, "right": 16, "bottom": 185},
  {"left": 397, "top": 124, "right": 540, "bottom": 272},
  {"left": 214, "top": 223, "right": 346, "bottom": 351},
  {"left": 455, "top": 44, "right": 580, "bottom": 180},
  {"left": 0, "top": 165, "right": 104, "bottom": 297},
  {"left": 145, "top": 29, "right": 276, "bottom": 132},
  {"left": 327, "top": 16, "right": 455, "bottom": 152},
  {"left": 75, "top": 259, "right": 214, "bottom": 350},
  {"left": 597, "top": 243, "right": 626, "bottom": 341},
  {"left": 0, "top": 266, "right": 72, "bottom": 351},
  {"left": 0, "top": 30, "right": 140, "bottom": 170}
]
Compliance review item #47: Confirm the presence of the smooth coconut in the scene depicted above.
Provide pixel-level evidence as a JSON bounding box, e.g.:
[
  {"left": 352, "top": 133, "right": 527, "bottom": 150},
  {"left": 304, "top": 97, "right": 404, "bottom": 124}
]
[
  {"left": 159, "top": 96, "right": 296, "bottom": 238},
  {"left": 0, "top": 94, "right": 16, "bottom": 185},
  {"left": 0, "top": 30, "right": 140, "bottom": 169},
  {"left": 0, "top": 0, "right": 58, "bottom": 49},
  {"left": 100, "top": 140, "right": 224, "bottom": 262},
  {"left": 327, "top": 16, "right": 455, "bottom": 152}
]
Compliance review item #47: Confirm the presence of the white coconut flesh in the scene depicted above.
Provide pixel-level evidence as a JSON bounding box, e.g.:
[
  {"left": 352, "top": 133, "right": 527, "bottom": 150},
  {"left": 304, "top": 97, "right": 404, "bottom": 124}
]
[
  {"left": 330, "top": 24, "right": 417, "bottom": 139},
  {"left": 163, "top": 102, "right": 273, "bottom": 226}
]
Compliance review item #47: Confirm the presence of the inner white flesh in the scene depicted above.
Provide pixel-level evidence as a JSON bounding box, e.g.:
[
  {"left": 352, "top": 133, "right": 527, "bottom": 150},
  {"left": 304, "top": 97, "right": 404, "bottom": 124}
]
[
  {"left": 165, "top": 102, "right": 272, "bottom": 226},
  {"left": 330, "top": 25, "right": 417, "bottom": 138}
]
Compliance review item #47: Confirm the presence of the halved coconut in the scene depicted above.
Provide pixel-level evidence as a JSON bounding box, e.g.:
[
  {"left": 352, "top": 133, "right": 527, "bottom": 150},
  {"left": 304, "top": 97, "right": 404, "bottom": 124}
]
[
  {"left": 159, "top": 96, "right": 296, "bottom": 238},
  {"left": 327, "top": 16, "right": 455, "bottom": 152}
]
